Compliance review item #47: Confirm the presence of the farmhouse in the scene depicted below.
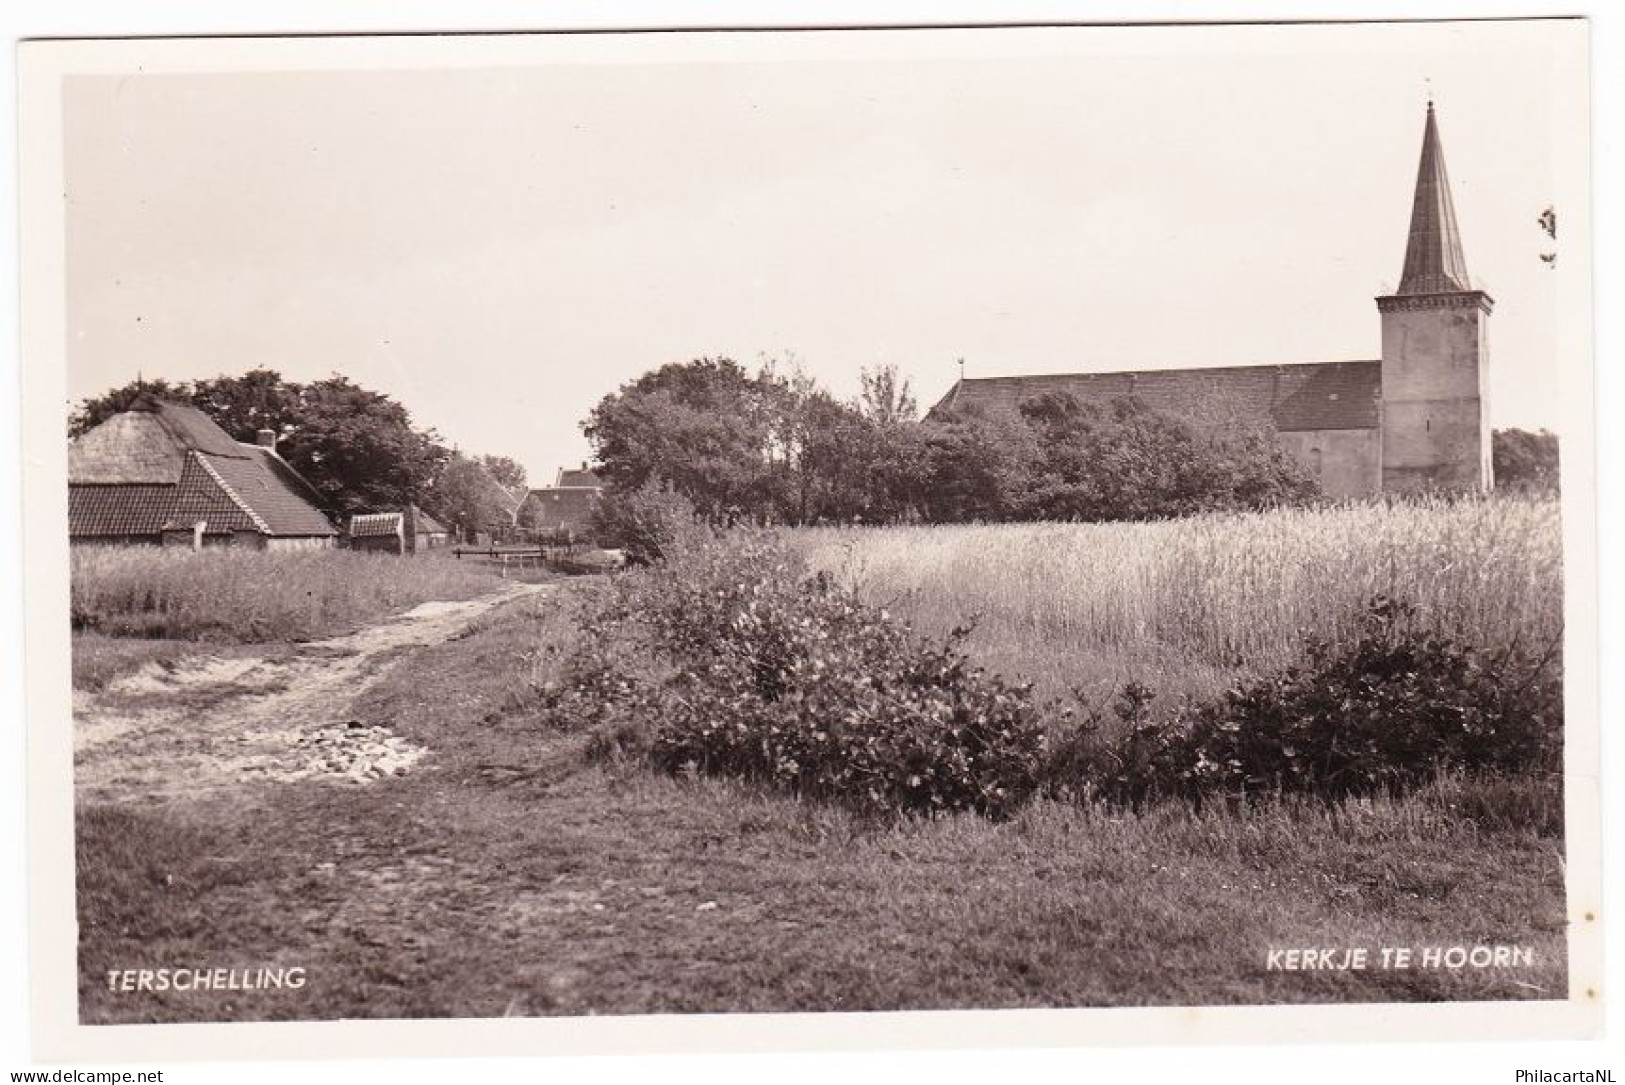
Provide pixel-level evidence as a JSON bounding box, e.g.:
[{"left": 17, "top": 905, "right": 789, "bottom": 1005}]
[
  {"left": 68, "top": 394, "right": 338, "bottom": 549},
  {"left": 929, "top": 102, "right": 1493, "bottom": 498},
  {"left": 516, "top": 464, "right": 603, "bottom": 540},
  {"left": 347, "top": 506, "right": 452, "bottom": 555}
]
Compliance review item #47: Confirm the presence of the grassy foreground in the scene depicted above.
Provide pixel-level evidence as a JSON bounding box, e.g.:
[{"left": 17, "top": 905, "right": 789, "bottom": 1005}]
[{"left": 77, "top": 590, "right": 1567, "bottom": 1022}]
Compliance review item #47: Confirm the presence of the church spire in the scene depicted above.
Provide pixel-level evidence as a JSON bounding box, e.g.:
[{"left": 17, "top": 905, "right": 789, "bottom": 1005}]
[{"left": 1396, "top": 101, "right": 1473, "bottom": 294}]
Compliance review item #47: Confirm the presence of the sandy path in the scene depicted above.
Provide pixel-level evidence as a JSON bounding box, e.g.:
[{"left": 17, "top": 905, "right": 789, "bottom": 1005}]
[{"left": 74, "top": 583, "right": 550, "bottom": 805}]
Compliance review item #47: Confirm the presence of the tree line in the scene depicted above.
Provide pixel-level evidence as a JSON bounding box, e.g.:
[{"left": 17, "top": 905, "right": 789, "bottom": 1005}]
[
  {"left": 73, "top": 360, "right": 1561, "bottom": 544},
  {"left": 70, "top": 370, "right": 527, "bottom": 536},
  {"left": 582, "top": 356, "right": 1323, "bottom": 534}
]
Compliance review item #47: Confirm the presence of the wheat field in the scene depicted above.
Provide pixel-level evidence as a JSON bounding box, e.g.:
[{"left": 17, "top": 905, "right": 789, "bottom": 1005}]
[{"left": 794, "top": 494, "right": 1563, "bottom": 703}]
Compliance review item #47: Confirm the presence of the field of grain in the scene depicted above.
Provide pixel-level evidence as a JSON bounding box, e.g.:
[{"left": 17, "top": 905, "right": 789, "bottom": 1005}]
[
  {"left": 70, "top": 546, "right": 503, "bottom": 643},
  {"left": 794, "top": 494, "right": 1563, "bottom": 704}
]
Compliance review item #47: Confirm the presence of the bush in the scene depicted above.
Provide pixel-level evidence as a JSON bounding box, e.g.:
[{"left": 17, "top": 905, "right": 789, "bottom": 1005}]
[
  {"left": 1046, "top": 596, "right": 1563, "bottom": 810},
  {"left": 586, "top": 483, "right": 708, "bottom": 566},
  {"left": 541, "top": 532, "right": 1560, "bottom": 828},
  {"left": 544, "top": 532, "right": 1051, "bottom": 819},
  {"left": 1493, "top": 428, "right": 1560, "bottom": 492}
]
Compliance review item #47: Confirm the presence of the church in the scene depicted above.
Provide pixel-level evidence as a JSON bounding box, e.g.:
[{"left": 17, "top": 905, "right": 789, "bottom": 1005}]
[{"left": 928, "top": 102, "right": 1494, "bottom": 498}]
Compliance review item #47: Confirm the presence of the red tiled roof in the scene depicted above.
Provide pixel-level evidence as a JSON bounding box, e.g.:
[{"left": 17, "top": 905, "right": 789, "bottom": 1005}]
[
  {"left": 172, "top": 455, "right": 266, "bottom": 532},
  {"left": 930, "top": 360, "right": 1380, "bottom": 433},
  {"left": 556, "top": 468, "right": 602, "bottom": 488},
  {"left": 518, "top": 487, "right": 599, "bottom": 531},
  {"left": 203, "top": 450, "right": 338, "bottom": 536},
  {"left": 69, "top": 449, "right": 336, "bottom": 540},
  {"left": 67, "top": 485, "right": 176, "bottom": 537}
]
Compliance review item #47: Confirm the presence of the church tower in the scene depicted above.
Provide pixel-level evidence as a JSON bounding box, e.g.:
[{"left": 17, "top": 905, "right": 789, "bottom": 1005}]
[{"left": 1376, "top": 101, "right": 1494, "bottom": 492}]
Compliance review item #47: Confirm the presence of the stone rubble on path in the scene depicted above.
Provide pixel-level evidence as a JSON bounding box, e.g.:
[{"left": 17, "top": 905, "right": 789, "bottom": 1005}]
[
  {"left": 291, "top": 721, "right": 428, "bottom": 783},
  {"left": 235, "top": 721, "right": 428, "bottom": 785}
]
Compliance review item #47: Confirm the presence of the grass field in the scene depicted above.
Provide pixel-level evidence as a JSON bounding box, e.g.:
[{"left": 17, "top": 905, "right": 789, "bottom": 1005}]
[
  {"left": 71, "top": 547, "right": 503, "bottom": 647},
  {"left": 792, "top": 493, "right": 1563, "bottom": 704},
  {"left": 76, "top": 589, "right": 1568, "bottom": 1022}
]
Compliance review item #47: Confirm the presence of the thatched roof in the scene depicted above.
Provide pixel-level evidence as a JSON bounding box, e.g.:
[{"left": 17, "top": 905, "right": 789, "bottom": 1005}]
[{"left": 69, "top": 395, "right": 251, "bottom": 485}]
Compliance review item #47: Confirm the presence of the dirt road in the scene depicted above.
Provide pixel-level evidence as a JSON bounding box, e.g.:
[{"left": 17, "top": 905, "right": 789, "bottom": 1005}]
[{"left": 73, "top": 582, "right": 550, "bottom": 805}]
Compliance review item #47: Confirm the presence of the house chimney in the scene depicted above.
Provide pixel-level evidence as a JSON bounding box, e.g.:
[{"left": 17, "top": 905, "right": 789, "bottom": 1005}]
[
  {"left": 256, "top": 428, "right": 277, "bottom": 449},
  {"left": 581, "top": 461, "right": 588, "bottom": 471}
]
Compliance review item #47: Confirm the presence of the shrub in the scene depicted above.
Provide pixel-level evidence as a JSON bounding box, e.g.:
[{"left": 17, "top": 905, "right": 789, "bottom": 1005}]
[
  {"left": 1493, "top": 427, "right": 1560, "bottom": 492},
  {"left": 586, "top": 483, "right": 708, "bottom": 566},
  {"left": 541, "top": 531, "right": 1560, "bottom": 829},
  {"left": 1046, "top": 596, "right": 1563, "bottom": 810},
  {"left": 544, "top": 532, "right": 1051, "bottom": 819}
]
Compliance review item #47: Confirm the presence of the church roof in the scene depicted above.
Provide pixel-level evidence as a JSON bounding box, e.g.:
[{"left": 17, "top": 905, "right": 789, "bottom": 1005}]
[
  {"left": 1397, "top": 102, "right": 1473, "bottom": 295},
  {"left": 929, "top": 359, "right": 1381, "bottom": 433}
]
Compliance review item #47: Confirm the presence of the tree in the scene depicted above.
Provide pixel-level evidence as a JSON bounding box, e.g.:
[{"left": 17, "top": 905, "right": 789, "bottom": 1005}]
[
  {"left": 917, "top": 404, "right": 1035, "bottom": 523},
  {"left": 1010, "top": 394, "right": 1315, "bottom": 521},
  {"left": 1493, "top": 428, "right": 1560, "bottom": 492},
  {"left": 585, "top": 357, "right": 920, "bottom": 527},
  {"left": 189, "top": 368, "right": 303, "bottom": 444},
  {"left": 479, "top": 454, "right": 527, "bottom": 495},
  {"left": 69, "top": 377, "right": 189, "bottom": 437},
  {"left": 583, "top": 357, "right": 783, "bottom": 522},
  {"left": 70, "top": 370, "right": 454, "bottom": 516},
  {"left": 272, "top": 376, "right": 450, "bottom": 516},
  {"left": 422, "top": 454, "right": 521, "bottom": 539},
  {"left": 911, "top": 393, "right": 1317, "bottom": 524},
  {"left": 762, "top": 371, "right": 879, "bottom": 525},
  {"left": 858, "top": 363, "right": 918, "bottom": 426}
]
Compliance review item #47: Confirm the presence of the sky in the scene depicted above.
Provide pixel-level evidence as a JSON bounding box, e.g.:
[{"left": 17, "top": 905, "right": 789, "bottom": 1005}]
[{"left": 61, "top": 21, "right": 1584, "bottom": 488}]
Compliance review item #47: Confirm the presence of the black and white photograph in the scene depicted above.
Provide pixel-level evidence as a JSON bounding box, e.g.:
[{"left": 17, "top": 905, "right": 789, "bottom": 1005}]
[{"left": 13, "top": 15, "right": 1601, "bottom": 1065}]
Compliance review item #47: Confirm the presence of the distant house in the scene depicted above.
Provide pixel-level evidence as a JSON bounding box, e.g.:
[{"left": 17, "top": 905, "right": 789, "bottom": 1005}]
[
  {"left": 481, "top": 468, "right": 526, "bottom": 543},
  {"left": 347, "top": 506, "right": 452, "bottom": 555},
  {"left": 348, "top": 512, "right": 405, "bottom": 554},
  {"left": 516, "top": 463, "right": 603, "bottom": 541},
  {"left": 554, "top": 465, "right": 602, "bottom": 489},
  {"left": 407, "top": 506, "right": 452, "bottom": 550},
  {"left": 68, "top": 395, "right": 338, "bottom": 549}
]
